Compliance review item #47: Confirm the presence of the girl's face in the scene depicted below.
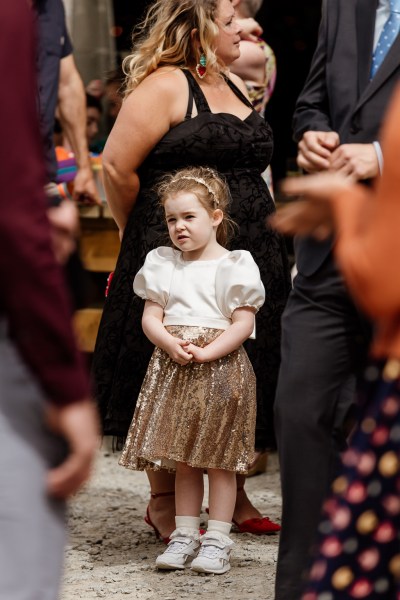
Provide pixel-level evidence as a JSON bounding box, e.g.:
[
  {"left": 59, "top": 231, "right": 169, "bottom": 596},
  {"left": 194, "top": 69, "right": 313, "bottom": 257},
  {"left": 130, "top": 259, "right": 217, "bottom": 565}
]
[
  {"left": 214, "top": 0, "right": 242, "bottom": 66},
  {"left": 164, "top": 191, "right": 222, "bottom": 260}
]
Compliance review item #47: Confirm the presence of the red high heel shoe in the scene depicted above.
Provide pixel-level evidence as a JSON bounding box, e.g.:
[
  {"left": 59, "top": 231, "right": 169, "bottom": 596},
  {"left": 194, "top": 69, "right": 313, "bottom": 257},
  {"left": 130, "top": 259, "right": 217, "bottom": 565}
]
[
  {"left": 144, "top": 491, "right": 175, "bottom": 544},
  {"left": 232, "top": 516, "right": 281, "bottom": 534},
  {"left": 205, "top": 486, "right": 281, "bottom": 535}
]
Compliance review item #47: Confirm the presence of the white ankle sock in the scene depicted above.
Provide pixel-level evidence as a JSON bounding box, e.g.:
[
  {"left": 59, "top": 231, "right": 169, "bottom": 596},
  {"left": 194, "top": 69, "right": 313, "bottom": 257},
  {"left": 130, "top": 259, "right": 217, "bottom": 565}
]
[
  {"left": 175, "top": 516, "right": 201, "bottom": 531},
  {"left": 207, "top": 520, "right": 232, "bottom": 537}
]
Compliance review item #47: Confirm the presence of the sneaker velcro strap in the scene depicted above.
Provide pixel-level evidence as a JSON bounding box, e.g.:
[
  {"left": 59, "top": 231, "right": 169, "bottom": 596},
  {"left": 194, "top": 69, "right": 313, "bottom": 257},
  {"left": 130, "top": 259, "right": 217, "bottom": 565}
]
[
  {"left": 170, "top": 528, "right": 201, "bottom": 542},
  {"left": 200, "top": 532, "right": 234, "bottom": 550}
]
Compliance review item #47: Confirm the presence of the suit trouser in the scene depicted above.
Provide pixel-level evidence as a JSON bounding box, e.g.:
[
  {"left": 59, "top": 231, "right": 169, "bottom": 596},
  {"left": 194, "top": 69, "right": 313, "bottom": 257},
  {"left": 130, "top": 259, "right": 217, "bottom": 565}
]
[
  {"left": 274, "top": 261, "right": 371, "bottom": 600},
  {"left": 0, "top": 320, "right": 67, "bottom": 600}
]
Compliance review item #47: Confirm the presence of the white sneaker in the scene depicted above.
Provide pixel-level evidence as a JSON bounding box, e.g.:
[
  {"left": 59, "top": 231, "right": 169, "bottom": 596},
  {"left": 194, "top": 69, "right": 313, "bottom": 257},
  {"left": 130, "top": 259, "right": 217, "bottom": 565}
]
[
  {"left": 155, "top": 528, "right": 201, "bottom": 570},
  {"left": 191, "top": 532, "right": 234, "bottom": 574}
]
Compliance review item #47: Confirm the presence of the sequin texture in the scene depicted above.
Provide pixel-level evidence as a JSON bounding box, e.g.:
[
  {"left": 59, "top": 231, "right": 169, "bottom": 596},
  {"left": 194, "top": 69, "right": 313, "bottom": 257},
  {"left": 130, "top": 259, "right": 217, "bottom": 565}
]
[{"left": 119, "top": 326, "right": 256, "bottom": 473}]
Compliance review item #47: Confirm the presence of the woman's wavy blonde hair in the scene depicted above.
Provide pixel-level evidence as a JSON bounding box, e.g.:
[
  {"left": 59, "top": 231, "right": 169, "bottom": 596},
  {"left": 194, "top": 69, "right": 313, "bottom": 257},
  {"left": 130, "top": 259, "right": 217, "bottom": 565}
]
[
  {"left": 123, "top": 0, "right": 224, "bottom": 95},
  {"left": 157, "top": 166, "right": 237, "bottom": 247}
]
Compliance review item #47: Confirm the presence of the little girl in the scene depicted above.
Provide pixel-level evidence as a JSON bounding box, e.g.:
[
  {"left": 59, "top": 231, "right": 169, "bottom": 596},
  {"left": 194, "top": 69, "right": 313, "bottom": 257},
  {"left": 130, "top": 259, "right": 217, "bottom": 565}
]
[{"left": 119, "top": 166, "right": 265, "bottom": 574}]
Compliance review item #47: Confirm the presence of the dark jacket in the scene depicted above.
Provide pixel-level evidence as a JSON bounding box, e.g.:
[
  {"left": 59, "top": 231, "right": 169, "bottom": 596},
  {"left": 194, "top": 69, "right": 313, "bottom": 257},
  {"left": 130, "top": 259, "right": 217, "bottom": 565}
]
[{"left": 292, "top": 0, "right": 400, "bottom": 276}]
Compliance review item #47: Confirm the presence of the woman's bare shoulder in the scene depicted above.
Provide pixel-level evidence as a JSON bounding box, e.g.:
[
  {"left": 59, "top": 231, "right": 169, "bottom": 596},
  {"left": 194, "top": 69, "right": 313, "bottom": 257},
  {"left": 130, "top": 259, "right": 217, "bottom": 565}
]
[{"left": 142, "top": 67, "right": 187, "bottom": 91}]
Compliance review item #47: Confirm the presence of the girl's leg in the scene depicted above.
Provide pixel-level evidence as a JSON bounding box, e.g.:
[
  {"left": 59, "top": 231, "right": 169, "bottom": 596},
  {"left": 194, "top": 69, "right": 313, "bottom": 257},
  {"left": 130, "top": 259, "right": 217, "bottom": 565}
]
[
  {"left": 191, "top": 468, "right": 235, "bottom": 575},
  {"left": 146, "top": 469, "right": 266, "bottom": 538},
  {"left": 208, "top": 468, "right": 236, "bottom": 523},
  {"left": 156, "top": 462, "right": 203, "bottom": 571},
  {"left": 175, "top": 462, "right": 204, "bottom": 517}
]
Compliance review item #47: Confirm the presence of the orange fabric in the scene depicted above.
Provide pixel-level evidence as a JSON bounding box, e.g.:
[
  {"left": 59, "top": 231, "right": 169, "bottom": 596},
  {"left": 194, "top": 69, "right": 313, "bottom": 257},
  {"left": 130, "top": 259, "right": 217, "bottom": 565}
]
[
  {"left": 55, "top": 145, "right": 73, "bottom": 160},
  {"left": 332, "top": 86, "right": 400, "bottom": 358}
]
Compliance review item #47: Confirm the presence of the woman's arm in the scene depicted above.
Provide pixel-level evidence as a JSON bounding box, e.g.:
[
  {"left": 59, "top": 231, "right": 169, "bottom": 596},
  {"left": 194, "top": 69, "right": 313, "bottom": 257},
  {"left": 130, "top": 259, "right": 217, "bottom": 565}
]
[
  {"left": 142, "top": 300, "right": 193, "bottom": 365},
  {"left": 102, "top": 69, "right": 188, "bottom": 233},
  {"left": 185, "top": 307, "right": 255, "bottom": 363}
]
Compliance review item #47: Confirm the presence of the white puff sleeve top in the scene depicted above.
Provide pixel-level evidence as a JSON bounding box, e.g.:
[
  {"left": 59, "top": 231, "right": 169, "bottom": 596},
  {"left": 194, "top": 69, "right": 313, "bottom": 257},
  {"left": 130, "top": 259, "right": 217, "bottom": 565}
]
[{"left": 133, "top": 247, "right": 265, "bottom": 339}]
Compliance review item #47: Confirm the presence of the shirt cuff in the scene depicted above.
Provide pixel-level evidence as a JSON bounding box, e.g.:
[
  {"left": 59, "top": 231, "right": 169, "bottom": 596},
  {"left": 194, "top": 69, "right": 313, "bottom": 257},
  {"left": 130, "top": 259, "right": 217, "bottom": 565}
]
[{"left": 373, "top": 141, "right": 383, "bottom": 175}]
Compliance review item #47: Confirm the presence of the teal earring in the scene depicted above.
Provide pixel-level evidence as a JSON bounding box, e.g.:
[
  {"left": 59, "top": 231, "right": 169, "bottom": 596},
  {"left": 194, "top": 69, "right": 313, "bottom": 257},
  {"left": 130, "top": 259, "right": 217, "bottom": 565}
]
[{"left": 196, "top": 53, "right": 207, "bottom": 79}]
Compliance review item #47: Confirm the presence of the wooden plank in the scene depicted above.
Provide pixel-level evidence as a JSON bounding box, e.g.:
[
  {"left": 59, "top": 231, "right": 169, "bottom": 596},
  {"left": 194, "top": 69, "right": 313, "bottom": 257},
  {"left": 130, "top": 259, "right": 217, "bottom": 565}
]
[
  {"left": 73, "top": 308, "right": 103, "bottom": 353},
  {"left": 79, "top": 228, "right": 120, "bottom": 272}
]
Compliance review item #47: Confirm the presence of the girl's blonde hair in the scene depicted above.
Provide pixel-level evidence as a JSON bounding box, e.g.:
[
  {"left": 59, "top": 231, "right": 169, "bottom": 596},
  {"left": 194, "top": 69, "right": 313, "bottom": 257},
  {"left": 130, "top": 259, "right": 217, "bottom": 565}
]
[
  {"left": 157, "top": 167, "right": 237, "bottom": 246},
  {"left": 123, "top": 0, "right": 223, "bottom": 95}
]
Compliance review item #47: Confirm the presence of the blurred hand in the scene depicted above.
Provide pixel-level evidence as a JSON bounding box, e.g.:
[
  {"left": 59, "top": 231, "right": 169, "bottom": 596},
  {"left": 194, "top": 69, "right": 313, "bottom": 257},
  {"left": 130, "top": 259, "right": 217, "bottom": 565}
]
[
  {"left": 237, "top": 17, "right": 263, "bottom": 42},
  {"left": 47, "top": 200, "right": 79, "bottom": 264},
  {"left": 86, "top": 79, "right": 105, "bottom": 99},
  {"left": 329, "top": 143, "right": 379, "bottom": 180},
  {"left": 269, "top": 172, "right": 352, "bottom": 239},
  {"left": 73, "top": 166, "right": 101, "bottom": 205},
  {"left": 46, "top": 400, "right": 100, "bottom": 499},
  {"left": 297, "top": 131, "right": 340, "bottom": 173}
]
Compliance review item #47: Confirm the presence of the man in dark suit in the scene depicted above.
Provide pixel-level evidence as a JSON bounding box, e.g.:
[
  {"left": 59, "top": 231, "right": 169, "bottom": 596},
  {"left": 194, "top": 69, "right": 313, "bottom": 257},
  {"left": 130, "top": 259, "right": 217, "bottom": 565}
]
[{"left": 274, "top": 1, "right": 400, "bottom": 598}]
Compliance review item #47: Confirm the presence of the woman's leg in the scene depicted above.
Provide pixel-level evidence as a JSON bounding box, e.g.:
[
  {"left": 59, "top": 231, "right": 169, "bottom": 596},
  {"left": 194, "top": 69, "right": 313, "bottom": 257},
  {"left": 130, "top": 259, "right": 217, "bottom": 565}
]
[
  {"left": 233, "top": 474, "right": 263, "bottom": 521},
  {"left": 146, "top": 470, "right": 176, "bottom": 538}
]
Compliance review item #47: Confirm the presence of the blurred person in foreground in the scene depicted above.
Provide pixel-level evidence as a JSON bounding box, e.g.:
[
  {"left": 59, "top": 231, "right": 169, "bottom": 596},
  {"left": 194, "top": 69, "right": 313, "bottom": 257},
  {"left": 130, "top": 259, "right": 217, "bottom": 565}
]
[
  {"left": 271, "top": 83, "right": 400, "bottom": 599},
  {"left": 0, "top": 3, "right": 98, "bottom": 599}
]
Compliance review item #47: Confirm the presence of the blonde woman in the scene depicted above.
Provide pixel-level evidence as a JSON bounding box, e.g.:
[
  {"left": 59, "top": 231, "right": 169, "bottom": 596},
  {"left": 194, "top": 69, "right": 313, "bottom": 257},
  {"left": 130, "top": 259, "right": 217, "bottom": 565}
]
[{"left": 93, "top": 0, "right": 290, "bottom": 540}]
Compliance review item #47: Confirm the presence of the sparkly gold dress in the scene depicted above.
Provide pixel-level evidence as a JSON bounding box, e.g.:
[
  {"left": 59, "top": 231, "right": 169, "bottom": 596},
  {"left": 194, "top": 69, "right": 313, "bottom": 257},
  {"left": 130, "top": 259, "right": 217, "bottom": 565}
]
[{"left": 119, "top": 247, "right": 265, "bottom": 474}]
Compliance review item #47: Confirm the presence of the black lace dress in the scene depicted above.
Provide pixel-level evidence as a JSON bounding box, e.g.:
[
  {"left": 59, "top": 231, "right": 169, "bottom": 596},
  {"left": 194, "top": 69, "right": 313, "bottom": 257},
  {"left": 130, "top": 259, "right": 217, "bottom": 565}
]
[{"left": 93, "top": 70, "right": 291, "bottom": 448}]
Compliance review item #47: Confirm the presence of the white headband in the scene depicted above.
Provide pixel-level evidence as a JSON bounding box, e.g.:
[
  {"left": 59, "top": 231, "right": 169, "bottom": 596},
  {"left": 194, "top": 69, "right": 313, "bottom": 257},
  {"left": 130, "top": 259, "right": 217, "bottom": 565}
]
[{"left": 171, "top": 175, "right": 220, "bottom": 206}]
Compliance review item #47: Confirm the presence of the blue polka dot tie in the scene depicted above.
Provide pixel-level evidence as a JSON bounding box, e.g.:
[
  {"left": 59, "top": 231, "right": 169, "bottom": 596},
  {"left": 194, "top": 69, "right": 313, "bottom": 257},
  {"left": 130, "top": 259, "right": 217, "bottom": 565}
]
[{"left": 370, "top": 0, "right": 400, "bottom": 79}]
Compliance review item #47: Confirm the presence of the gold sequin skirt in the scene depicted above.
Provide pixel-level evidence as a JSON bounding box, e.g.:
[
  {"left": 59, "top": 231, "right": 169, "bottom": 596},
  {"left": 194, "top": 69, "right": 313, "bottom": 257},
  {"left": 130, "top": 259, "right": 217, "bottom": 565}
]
[{"left": 119, "top": 326, "right": 256, "bottom": 474}]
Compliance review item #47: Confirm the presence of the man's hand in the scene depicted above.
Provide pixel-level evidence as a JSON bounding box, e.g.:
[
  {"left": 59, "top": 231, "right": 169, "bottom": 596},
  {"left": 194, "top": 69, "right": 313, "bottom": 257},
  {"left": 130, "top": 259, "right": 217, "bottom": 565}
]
[
  {"left": 297, "top": 131, "right": 340, "bottom": 173},
  {"left": 73, "top": 165, "right": 101, "bottom": 205},
  {"left": 329, "top": 143, "right": 379, "bottom": 180},
  {"left": 237, "top": 17, "right": 263, "bottom": 42},
  {"left": 86, "top": 79, "right": 104, "bottom": 99},
  {"left": 47, "top": 200, "right": 79, "bottom": 264},
  {"left": 46, "top": 400, "right": 100, "bottom": 499}
]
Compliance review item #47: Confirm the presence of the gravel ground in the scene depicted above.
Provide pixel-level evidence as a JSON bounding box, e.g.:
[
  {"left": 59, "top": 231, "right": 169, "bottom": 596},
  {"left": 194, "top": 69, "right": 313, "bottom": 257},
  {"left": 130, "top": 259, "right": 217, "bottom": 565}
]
[{"left": 61, "top": 445, "right": 281, "bottom": 600}]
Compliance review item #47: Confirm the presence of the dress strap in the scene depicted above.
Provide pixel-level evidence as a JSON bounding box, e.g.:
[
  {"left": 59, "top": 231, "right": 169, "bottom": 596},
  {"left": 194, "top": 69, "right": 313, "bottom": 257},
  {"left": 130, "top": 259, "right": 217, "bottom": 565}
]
[
  {"left": 224, "top": 75, "right": 254, "bottom": 110},
  {"left": 181, "top": 69, "right": 212, "bottom": 113},
  {"left": 181, "top": 69, "right": 254, "bottom": 114},
  {"left": 184, "top": 75, "right": 195, "bottom": 120}
]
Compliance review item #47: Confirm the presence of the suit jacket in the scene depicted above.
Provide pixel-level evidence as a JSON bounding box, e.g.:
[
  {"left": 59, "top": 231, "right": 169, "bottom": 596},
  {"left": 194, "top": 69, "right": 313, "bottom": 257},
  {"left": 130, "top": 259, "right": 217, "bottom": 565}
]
[
  {"left": 332, "top": 85, "right": 400, "bottom": 359},
  {"left": 292, "top": 0, "right": 400, "bottom": 276}
]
